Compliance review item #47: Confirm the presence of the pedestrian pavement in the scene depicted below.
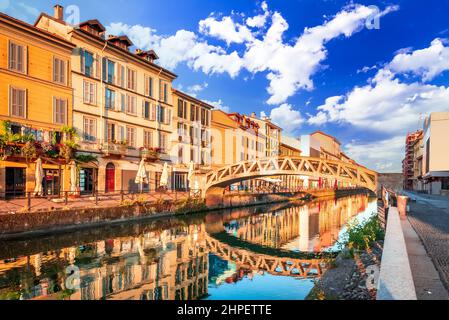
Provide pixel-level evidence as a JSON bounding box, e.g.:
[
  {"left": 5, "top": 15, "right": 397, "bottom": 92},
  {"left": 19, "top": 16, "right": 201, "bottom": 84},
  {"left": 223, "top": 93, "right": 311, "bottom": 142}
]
[{"left": 403, "top": 191, "right": 449, "bottom": 298}]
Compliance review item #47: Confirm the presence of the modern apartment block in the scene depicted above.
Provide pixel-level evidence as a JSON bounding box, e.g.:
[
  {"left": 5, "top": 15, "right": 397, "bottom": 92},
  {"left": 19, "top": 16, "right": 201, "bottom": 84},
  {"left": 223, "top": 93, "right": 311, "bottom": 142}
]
[
  {"left": 422, "top": 112, "right": 449, "bottom": 195},
  {"left": 402, "top": 130, "right": 423, "bottom": 191},
  {"left": 35, "top": 6, "right": 178, "bottom": 193},
  {"left": 0, "top": 12, "right": 75, "bottom": 199}
]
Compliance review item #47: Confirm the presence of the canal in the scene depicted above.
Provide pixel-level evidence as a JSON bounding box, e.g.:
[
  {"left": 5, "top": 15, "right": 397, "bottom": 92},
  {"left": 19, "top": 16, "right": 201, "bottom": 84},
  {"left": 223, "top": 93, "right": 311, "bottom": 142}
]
[{"left": 0, "top": 194, "right": 377, "bottom": 300}]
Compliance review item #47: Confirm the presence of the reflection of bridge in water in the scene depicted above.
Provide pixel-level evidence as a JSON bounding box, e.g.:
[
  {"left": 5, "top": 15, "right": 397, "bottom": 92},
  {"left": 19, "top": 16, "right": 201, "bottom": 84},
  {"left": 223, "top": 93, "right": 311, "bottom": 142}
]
[{"left": 206, "top": 235, "right": 325, "bottom": 278}]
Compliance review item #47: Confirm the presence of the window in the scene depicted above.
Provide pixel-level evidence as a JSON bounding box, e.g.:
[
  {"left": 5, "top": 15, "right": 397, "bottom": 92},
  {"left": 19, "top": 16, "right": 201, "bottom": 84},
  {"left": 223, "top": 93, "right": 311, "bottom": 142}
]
[
  {"left": 178, "top": 99, "right": 185, "bottom": 118},
  {"left": 107, "top": 123, "right": 116, "bottom": 142},
  {"left": 8, "top": 41, "right": 26, "bottom": 73},
  {"left": 201, "top": 108, "right": 206, "bottom": 126},
  {"left": 120, "top": 93, "right": 126, "bottom": 112},
  {"left": 157, "top": 105, "right": 165, "bottom": 123},
  {"left": 160, "top": 80, "right": 168, "bottom": 103},
  {"left": 143, "top": 101, "right": 150, "bottom": 119},
  {"left": 53, "top": 57, "right": 66, "bottom": 84},
  {"left": 145, "top": 76, "right": 154, "bottom": 97},
  {"left": 126, "top": 127, "right": 136, "bottom": 147},
  {"left": 81, "top": 50, "right": 94, "bottom": 77},
  {"left": 126, "top": 95, "right": 136, "bottom": 115},
  {"left": 105, "top": 88, "right": 115, "bottom": 110},
  {"left": 83, "top": 117, "right": 96, "bottom": 142},
  {"left": 53, "top": 98, "right": 67, "bottom": 125},
  {"left": 144, "top": 130, "right": 153, "bottom": 148},
  {"left": 102, "top": 58, "right": 116, "bottom": 84},
  {"left": 159, "top": 133, "right": 167, "bottom": 153},
  {"left": 83, "top": 81, "right": 96, "bottom": 105},
  {"left": 9, "top": 87, "right": 26, "bottom": 118},
  {"left": 127, "top": 68, "right": 137, "bottom": 91},
  {"left": 190, "top": 104, "right": 196, "bottom": 121},
  {"left": 178, "top": 146, "right": 184, "bottom": 163}
]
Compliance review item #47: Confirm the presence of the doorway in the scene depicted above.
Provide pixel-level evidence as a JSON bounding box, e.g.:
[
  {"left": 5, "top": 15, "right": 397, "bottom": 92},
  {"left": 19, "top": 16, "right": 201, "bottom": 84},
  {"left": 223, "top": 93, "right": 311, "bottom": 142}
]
[
  {"left": 43, "top": 169, "right": 61, "bottom": 196},
  {"left": 5, "top": 168, "right": 26, "bottom": 199},
  {"left": 105, "top": 163, "right": 115, "bottom": 192},
  {"left": 79, "top": 168, "right": 97, "bottom": 195}
]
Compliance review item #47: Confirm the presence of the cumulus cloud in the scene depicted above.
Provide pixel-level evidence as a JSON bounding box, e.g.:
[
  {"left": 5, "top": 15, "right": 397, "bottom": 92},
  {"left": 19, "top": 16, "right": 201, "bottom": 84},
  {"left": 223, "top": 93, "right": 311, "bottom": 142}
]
[
  {"left": 389, "top": 38, "right": 449, "bottom": 81},
  {"left": 344, "top": 136, "right": 404, "bottom": 172},
  {"left": 265, "top": 104, "right": 304, "bottom": 134},
  {"left": 186, "top": 83, "right": 209, "bottom": 97},
  {"left": 199, "top": 16, "right": 254, "bottom": 45},
  {"left": 308, "top": 38, "right": 449, "bottom": 171},
  {"left": 246, "top": 1, "right": 270, "bottom": 28},
  {"left": 106, "top": 3, "right": 397, "bottom": 105},
  {"left": 203, "top": 99, "right": 230, "bottom": 113}
]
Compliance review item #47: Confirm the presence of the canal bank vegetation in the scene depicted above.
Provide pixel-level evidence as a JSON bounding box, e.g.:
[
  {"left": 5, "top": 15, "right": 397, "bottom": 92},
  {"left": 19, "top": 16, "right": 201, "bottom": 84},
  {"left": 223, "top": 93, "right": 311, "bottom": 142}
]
[{"left": 307, "top": 214, "right": 385, "bottom": 300}]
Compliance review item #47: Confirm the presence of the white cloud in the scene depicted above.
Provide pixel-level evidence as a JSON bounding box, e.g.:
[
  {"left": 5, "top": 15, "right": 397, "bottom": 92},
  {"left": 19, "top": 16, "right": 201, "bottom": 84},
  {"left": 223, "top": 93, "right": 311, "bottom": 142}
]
[
  {"left": 246, "top": 1, "right": 270, "bottom": 28},
  {"left": 203, "top": 99, "right": 230, "bottom": 113},
  {"left": 106, "top": 3, "right": 397, "bottom": 105},
  {"left": 266, "top": 104, "right": 304, "bottom": 134},
  {"left": 344, "top": 136, "right": 404, "bottom": 172},
  {"left": 308, "top": 38, "right": 449, "bottom": 172},
  {"left": 199, "top": 16, "right": 254, "bottom": 45},
  {"left": 1, "top": 1, "right": 39, "bottom": 23},
  {"left": 389, "top": 38, "right": 449, "bottom": 81},
  {"left": 186, "top": 83, "right": 209, "bottom": 97}
]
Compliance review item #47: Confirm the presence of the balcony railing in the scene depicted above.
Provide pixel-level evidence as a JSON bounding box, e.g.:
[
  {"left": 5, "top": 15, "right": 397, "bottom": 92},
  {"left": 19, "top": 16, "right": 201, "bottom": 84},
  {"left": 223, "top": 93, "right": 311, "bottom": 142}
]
[{"left": 101, "top": 142, "right": 128, "bottom": 157}]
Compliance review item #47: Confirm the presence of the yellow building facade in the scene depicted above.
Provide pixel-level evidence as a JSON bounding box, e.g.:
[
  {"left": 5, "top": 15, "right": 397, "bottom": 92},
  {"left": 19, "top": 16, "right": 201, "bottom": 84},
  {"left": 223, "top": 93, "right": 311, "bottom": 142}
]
[
  {"left": 35, "top": 8, "right": 178, "bottom": 193},
  {"left": 0, "top": 12, "right": 75, "bottom": 199}
]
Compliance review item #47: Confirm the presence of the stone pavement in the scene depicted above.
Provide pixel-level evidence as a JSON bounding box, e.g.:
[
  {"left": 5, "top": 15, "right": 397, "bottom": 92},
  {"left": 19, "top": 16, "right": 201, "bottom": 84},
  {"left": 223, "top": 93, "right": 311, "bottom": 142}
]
[{"left": 404, "top": 191, "right": 449, "bottom": 298}]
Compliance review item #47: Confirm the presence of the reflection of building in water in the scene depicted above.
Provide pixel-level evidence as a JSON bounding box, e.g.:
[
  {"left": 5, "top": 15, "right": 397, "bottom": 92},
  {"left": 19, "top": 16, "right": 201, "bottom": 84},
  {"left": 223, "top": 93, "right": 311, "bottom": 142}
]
[
  {"left": 0, "top": 224, "right": 208, "bottom": 301},
  {"left": 226, "top": 195, "right": 371, "bottom": 252}
]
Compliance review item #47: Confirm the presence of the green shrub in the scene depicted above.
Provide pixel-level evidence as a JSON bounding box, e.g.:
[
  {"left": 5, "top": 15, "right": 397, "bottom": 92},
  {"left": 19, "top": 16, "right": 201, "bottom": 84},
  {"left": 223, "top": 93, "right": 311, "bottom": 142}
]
[{"left": 342, "top": 215, "right": 385, "bottom": 251}]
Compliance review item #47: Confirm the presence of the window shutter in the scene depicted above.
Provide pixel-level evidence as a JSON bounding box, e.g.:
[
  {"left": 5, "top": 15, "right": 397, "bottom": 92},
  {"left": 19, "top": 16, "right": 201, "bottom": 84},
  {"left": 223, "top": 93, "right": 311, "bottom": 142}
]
[
  {"left": 144, "top": 75, "right": 149, "bottom": 96},
  {"left": 149, "top": 77, "right": 153, "bottom": 97},
  {"left": 23, "top": 45, "right": 28, "bottom": 74},
  {"left": 8, "top": 42, "right": 14, "bottom": 70},
  {"left": 95, "top": 54, "right": 100, "bottom": 79},
  {"left": 80, "top": 49, "right": 85, "bottom": 74},
  {"left": 166, "top": 108, "right": 171, "bottom": 125}
]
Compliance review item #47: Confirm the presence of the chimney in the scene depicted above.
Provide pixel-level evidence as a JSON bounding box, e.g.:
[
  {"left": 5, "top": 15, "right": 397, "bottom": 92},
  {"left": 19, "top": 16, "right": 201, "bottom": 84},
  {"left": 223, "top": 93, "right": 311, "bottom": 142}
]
[
  {"left": 251, "top": 112, "right": 257, "bottom": 118},
  {"left": 54, "top": 5, "right": 64, "bottom": 21}
]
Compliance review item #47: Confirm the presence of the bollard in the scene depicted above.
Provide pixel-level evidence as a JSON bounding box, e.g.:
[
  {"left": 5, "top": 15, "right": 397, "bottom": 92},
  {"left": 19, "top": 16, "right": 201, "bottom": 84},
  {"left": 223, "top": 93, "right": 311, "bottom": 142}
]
[
  {"left": 397, "top": 196, "right": 409, "bottom": 217},
  {"left": 27, "top": 192, "right": 31, "bottom": 212}
]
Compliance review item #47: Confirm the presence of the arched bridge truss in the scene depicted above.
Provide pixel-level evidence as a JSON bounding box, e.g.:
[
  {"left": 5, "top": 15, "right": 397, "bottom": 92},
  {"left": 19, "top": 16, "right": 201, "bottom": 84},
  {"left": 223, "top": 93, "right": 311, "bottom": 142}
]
[{"left": 204, "top": 156, "right": 377, "bottom": 195}]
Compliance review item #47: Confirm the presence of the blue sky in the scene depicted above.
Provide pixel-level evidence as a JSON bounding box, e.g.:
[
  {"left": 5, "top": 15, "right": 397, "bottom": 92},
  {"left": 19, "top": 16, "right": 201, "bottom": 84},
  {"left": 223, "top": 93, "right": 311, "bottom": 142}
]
[{"left": 2, "top": 0, "right": 449, "bottom": 172}]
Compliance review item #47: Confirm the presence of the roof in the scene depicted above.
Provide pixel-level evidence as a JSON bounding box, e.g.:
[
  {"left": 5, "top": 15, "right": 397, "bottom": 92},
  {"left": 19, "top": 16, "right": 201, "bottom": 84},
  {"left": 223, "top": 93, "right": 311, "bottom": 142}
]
[
  {"left": 108, "top": 35, "right": 134, "bottom": 47},
  {"left": 172, "top": 89, "right": 215, "bottom": 109},
  {"left": 79, "top": 19, "right": 106, "bottom": 32},
  {"left": 1, "top": 12, "right": 75, "bottom": 49},
  {"left": 72, "top": 27, "right": 178, "bottom": 79},
  {"left": 311, "top": 130, "right": 342, "bottom": 145}
]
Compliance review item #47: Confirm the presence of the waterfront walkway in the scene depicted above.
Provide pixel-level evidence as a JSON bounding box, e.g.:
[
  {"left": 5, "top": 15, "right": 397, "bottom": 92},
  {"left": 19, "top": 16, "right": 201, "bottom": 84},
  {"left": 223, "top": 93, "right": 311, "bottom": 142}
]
[
  {"left": 403, "top": 191, "right": 449, "bottom": 299},
  {"left": 0, "top": 191, "right": 192, "bottom": 215}
]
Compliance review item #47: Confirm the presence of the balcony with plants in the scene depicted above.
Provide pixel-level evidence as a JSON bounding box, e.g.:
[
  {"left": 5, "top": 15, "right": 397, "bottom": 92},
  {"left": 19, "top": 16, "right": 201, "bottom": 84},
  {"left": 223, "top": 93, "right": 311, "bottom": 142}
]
[
  {"left": 101, "top": 140, "right": 129, "bottom": 157},
  {"left": 139, "top": 147, "right": 162, "bottom": 162},
  {"left": 0, "top": 121, "right": 93, "bottom": 165}
]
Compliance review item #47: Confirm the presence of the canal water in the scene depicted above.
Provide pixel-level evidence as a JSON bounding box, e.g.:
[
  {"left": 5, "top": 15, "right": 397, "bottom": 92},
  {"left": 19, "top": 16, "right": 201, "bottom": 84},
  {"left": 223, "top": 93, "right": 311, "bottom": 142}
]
[{"left": 0, "top": 194, "right": 377, "bottom": 300}]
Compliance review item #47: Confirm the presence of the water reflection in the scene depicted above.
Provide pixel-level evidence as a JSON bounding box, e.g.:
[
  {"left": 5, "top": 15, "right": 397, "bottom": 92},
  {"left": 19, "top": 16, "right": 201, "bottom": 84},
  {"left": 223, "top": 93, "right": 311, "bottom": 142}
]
[{"left": 0, "top": 194, "right": 376, "bottom": 300}]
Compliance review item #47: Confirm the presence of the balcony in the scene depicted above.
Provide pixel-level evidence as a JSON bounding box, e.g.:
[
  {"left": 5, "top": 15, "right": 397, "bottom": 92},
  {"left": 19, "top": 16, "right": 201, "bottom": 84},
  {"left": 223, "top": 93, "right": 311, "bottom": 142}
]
[
  {"left": 140, "top": 148, "right": 161, "bottom": 162},
  {"left": 101, "top": 142, "right": 128, "bottom": 157}
]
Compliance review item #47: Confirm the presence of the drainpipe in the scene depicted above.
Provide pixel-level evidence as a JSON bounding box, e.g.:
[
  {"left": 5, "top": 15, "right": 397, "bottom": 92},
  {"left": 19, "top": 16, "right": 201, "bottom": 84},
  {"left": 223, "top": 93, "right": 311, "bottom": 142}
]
[{"left": 99, "top": 41, "right": 108, "bottom": 148}]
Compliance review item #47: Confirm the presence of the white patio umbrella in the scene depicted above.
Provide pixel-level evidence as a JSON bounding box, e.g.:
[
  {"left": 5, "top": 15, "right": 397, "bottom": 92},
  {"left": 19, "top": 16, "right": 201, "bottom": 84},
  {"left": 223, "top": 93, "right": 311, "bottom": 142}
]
[
  {"left": 70, "top": 161, "right": 77, "bottom": 193},
  {"left": 135, "top": 159, "right": 148, "bottom": 192},
  {"left": 34, "top": 158, "right": 44, "bottom": 196},
  {"left": 159, "top": 162, "right": 169, "bottom": 188}
]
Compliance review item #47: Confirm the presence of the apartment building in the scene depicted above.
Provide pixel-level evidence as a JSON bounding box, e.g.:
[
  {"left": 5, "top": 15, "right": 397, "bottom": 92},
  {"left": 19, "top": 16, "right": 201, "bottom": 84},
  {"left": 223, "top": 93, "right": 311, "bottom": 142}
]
[
  {"left": 422, "top": 112, "right": 449, "bottom": 195},
  {"left": 310, "top": 131, "right": 343, "bottom": 161},
  {"left": 248, "top": 113, "right": 281, "bottom": 157},
  {"left": 0, "top": 12, "right": 75, "bottom": 199},
  {"left": 402, "top": 130, "right": 423, "bottom": 191},
  {"left": 280, "top": 135, "right": 301, "bottom": 157},
  {"left": 211, "top": 110, "right": 265, "bottom": 167},
  {"left": 35, "top": 6, "right": 177, "bottom": 193},
  {"left": 171, "top": 89, "right": 213, "bottom": 190}
]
